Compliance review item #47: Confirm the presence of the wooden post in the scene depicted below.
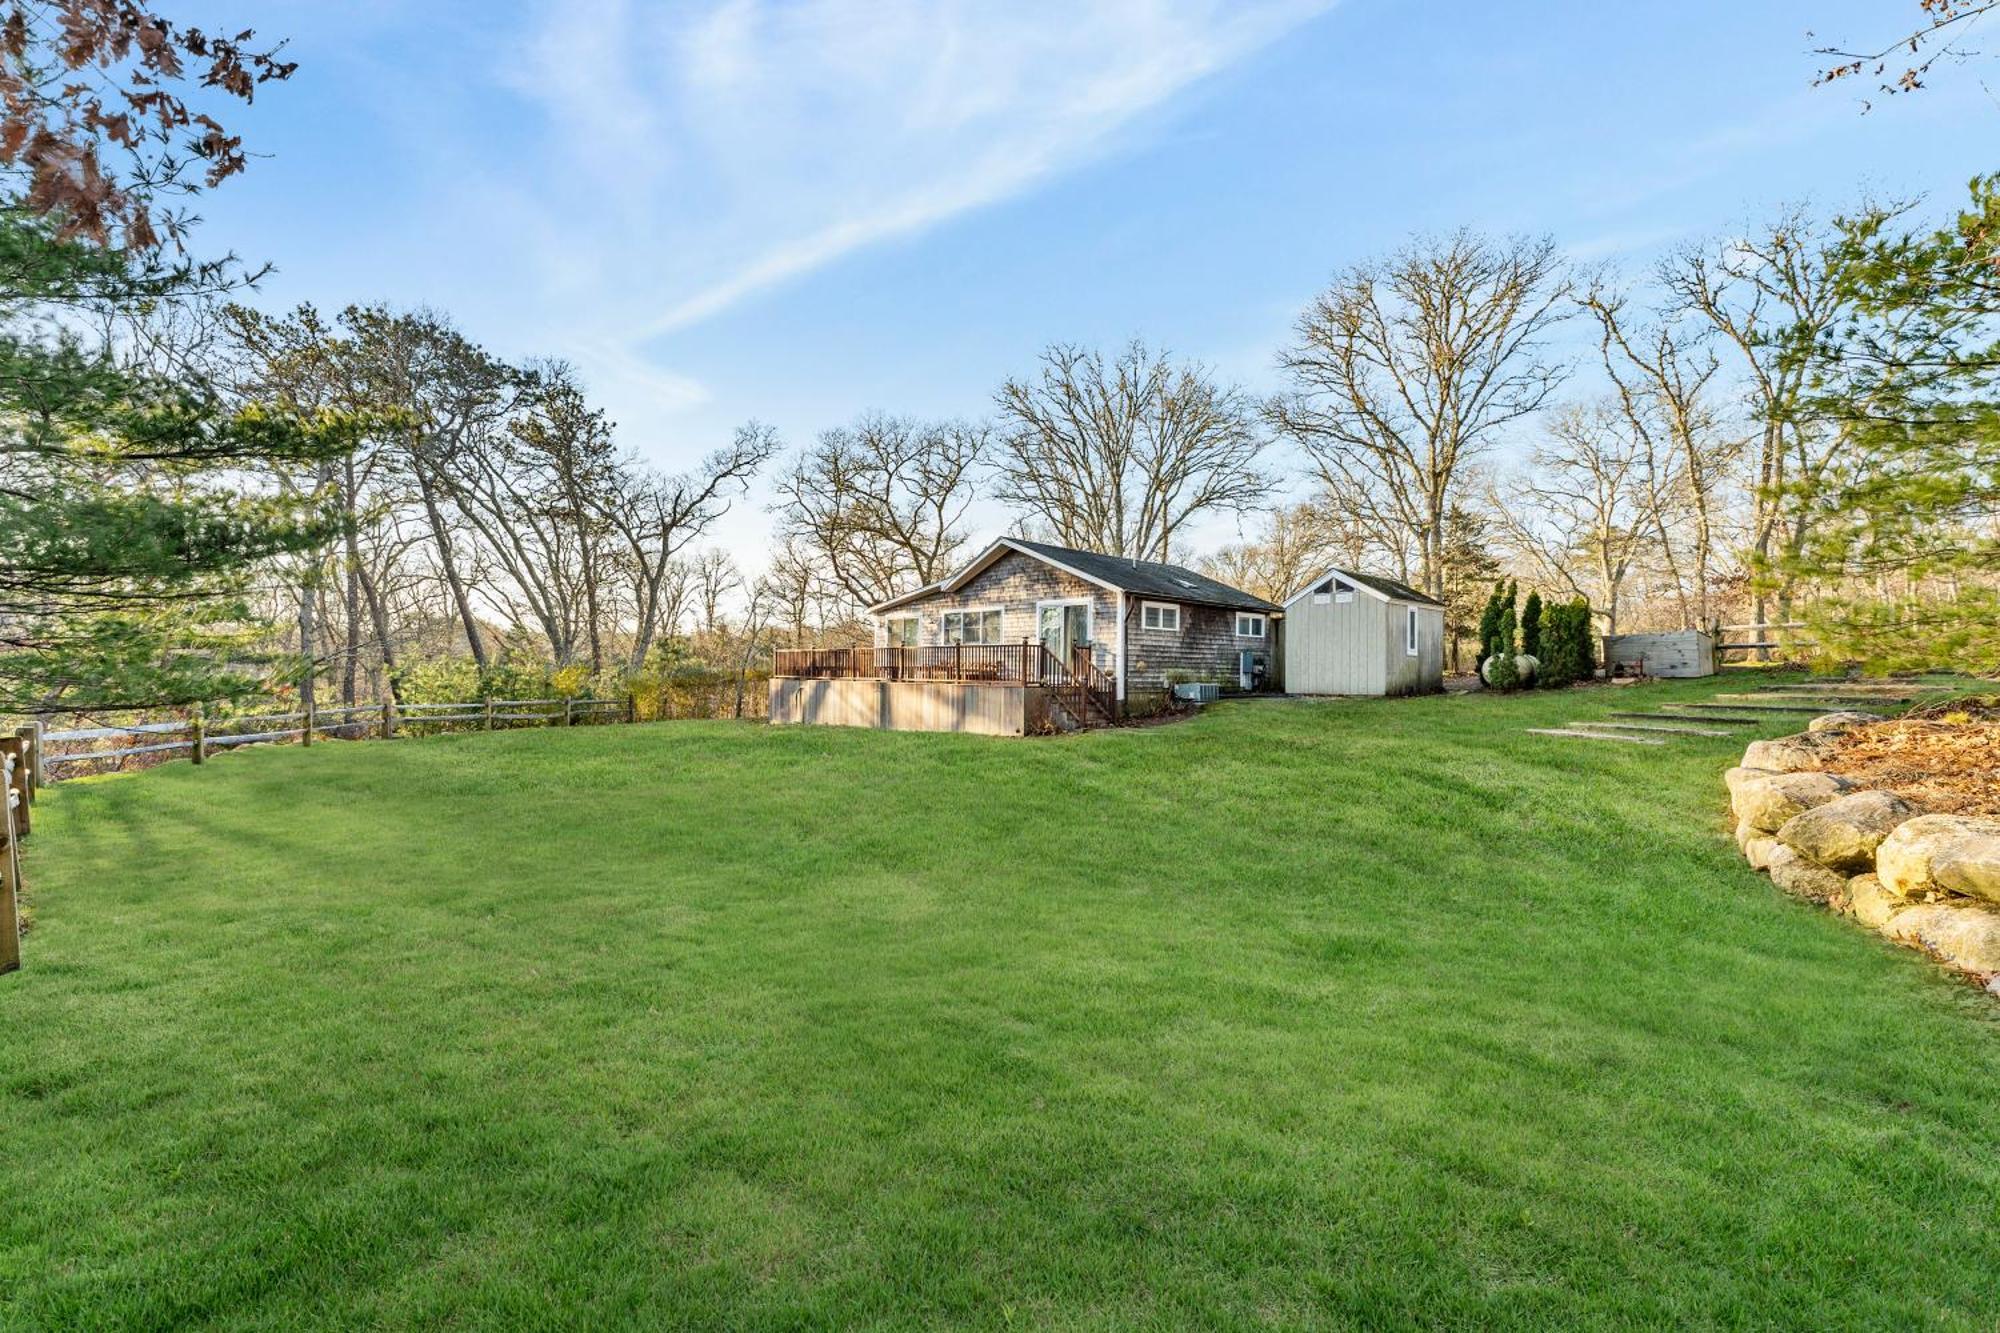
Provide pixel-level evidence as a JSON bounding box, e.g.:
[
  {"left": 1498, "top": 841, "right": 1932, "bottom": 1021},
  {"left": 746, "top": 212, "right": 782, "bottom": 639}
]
[
  {"left": 25, "top": 719, "right": 43, "bottom": 790},
  {"left": 561, "top": 698, "right": 573, "bottom": 727},
  {"left": 0, "top": 759, "right": 20, "bottom": 975},
  {"left": 626, "top": 691, "right": 638, "bottom": 725},
  {"left": 190, "top": 705, "right": 206, "bottom": 766},
  {"left": 14, "top": 725, "right": 36, "bottom": 800},
  {"left": 381, "top": 698, "right": 398, "bottom": 740},
  {"left": 483, "top": 697, "right": 495, "bottom": 731},
  {"left": 0, "top": 738, "right": 27, "bottom": 838}
]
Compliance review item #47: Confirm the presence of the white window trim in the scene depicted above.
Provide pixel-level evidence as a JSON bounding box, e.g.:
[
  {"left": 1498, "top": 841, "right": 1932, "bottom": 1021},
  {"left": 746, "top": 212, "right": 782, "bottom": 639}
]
[
  {"left": 1034, "top": 598, "right": 1094, "bottom": 649},
  {"left": 939, "top": 605, "right": 1006, "bottom": 646},
  {"left": 1235, "top": 612, "right": 1267, "bottom": 639},
  {"left": 1405, "top": 606, "right": 1420, "bottom": 656},
  {"left": 1140, "top": 600, "right": 1182, "bottom": 633}
]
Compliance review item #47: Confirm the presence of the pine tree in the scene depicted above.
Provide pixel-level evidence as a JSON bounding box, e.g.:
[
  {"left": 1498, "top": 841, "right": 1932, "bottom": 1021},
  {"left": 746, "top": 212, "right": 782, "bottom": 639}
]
[
  {"left": 0, "top": 214, "right": 368, "bottom": 710},
  {"left": 1520, "top": 589, "right": 1543, "bottom": 659}
]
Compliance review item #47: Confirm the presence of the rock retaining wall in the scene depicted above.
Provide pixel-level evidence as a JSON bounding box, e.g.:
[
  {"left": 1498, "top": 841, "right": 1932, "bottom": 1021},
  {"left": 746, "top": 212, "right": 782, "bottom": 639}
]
[{"left": 1729, "top": 714, "right": 2000, "bottom": 990}]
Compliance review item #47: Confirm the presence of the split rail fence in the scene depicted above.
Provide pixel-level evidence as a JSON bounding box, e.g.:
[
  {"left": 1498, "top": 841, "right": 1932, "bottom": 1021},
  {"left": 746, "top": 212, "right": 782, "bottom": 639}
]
[
  {"left": 0, "top": 699, "right": 635, "bottom": 977},
  {"left": 29, "top": 696, "right": 636, "bottom": 783}
]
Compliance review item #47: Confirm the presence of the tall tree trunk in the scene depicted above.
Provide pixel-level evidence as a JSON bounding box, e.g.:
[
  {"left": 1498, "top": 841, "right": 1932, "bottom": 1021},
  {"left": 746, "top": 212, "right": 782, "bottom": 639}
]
[
  {"left": 298, "top": 581, "right": 317, "bottom": 722},
  {"left": 412, "top": 466, "right": 487, "bottom": 670},
  {"left": 357, "top": 564, "right": 401, "bottom": 703}
]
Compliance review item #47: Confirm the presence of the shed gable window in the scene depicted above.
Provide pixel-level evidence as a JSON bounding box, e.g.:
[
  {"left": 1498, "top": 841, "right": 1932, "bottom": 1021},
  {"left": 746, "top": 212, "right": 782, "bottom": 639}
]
[
  {"left": 1235, "top": 612, "right": 1267, "bottom": 638},
  {"left": 941, "top": 608, "right": 1004, "bottom": 645},
  {"left": 1311, "top": 577, "right": 1356, "bottom": 605},
  {"left": 1140, "top": 601, "right": 1181, "bottom": 632},
  {"left": 1405, "top": 606, "right": 1419, "bottom": 656}
]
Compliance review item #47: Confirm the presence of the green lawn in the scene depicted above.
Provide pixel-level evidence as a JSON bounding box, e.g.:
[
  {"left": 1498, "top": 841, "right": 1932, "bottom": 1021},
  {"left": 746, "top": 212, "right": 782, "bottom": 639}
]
[{"left": 4, "top": 680, "right": 1998, "bottom": 1329}]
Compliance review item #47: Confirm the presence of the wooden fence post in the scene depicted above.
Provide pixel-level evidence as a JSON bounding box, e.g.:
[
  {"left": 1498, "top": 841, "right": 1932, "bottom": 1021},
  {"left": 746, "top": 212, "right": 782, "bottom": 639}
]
[
  {"left": 626, "top": 691, "right": 638, "bottom": 725},
  {"left": 381, "top": 698, "right": 398, "bottom": 740},
  {"left": 14, "top": 725, "right": 36, "bottom": 800},
  {"left": 0, "top": 758, "right": 20, "bottom": 975},
  {"left": 561, "top": 698, "right": 573, "bottom": 727},
  {"left": 190, "top": 704, "right": 206, "bottom": 766},
  {"left": 483, "top": 697, "right": 495, "bottom": 731},
  {"left": 0, "top": 737, "right": 27, "bottom": 839},
  {"left": 25, "top": 719, "right": 43, "bottom": 790}
]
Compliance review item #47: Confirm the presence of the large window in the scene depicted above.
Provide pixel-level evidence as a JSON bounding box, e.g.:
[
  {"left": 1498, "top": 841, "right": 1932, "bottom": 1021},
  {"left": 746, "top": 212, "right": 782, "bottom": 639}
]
[
  {"left": 885, "top": 615, "right": 918, "bottom": 647},
  {"left": 1140, "top": 601, "right": 1181, "bottom": 632},
  {"left": 1235, "top": 612, "right": 1266, "bottom": 638},
  {"left": 941, "top": 608, "right": 1004, "bottom": 645}
]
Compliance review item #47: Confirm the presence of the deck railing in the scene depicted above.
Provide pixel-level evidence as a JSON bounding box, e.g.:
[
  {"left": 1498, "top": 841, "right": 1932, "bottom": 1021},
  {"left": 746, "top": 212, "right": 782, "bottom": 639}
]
[
  {"left": 773, "top": 644, "right": 1117, "bottom": 723},
  {"left": 775, "top": 643, "right": 1056, "bottom": 684}
]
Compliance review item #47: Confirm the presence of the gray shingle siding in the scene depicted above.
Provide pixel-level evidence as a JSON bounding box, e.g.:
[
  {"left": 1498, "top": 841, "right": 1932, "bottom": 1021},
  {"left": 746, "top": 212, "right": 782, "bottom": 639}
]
[
  {"left": 874, "top": 550, "right": 1119, "bottom": 677},
  {"left": 1124, "top": 601, "right": 1276, "bottom": 692}
]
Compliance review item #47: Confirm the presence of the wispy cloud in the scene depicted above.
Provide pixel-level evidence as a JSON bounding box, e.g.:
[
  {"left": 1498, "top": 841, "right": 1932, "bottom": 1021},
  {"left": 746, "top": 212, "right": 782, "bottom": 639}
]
[{"left": 500, "top": 0, "right": 1333, "bottom": 339}]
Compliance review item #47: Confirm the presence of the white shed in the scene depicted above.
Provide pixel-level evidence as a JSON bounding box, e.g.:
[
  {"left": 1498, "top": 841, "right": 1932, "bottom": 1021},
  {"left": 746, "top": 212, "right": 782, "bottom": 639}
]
[{"left": 1282, "top": 568, "right": 1446, "bottom": 696}]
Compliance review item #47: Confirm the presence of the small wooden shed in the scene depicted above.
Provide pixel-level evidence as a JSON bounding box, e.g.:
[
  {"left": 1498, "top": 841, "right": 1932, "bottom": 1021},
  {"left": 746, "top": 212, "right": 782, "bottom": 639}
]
[
  {"left": 1281, "top": 568, "right": 1445, "bottom": 696},
  {"left": 1601, "top": 630, "right": 1715, "bottom": 678}
]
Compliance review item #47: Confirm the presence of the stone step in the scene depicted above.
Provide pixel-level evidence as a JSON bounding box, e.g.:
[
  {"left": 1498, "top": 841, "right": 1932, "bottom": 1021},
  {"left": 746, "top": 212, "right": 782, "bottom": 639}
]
[
  {"left": 1760, "top": 680, "right": 1928, "bottom": 688},
  {"left": 1613, "top": 710, "right": 1768, "bottom": 726},
  {"left": 1685, "top": 701, "right": 1832, "bottom": 714},
  {"left": 1524, "top": 728, "right": 1667, "bottom": 745},
  {"left": 1571, "top": 720, "right": 1736, "bottom": 737}
]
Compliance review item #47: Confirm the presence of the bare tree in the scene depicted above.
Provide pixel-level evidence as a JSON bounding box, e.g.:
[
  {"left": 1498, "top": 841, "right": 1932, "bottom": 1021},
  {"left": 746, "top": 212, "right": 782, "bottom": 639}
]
[
  {"left": 604, "top": 424, "right": 776, "bottom": 671},
  {"left": 1662, "top": 213, "right": 1865, "bottom": 635},
  {"left": 1813, "top": 2, "right": 2000, "bottom": 102},
  {"left": 693, "top": 549, "right": 740, "bottom": 634},
  {"left": 1583, "top": 286, "right": 1742, "bottom": 628},
  {"left": 1199, "top": 501, "right": 1344, "bottom": 602},
  {"left": 772, "top": 413, "right": 987, "bottom": 610},
  {"left": 1271, "top": 231, "right": 1572, "bottom": 599},
  {"left": 992, "top": 340, "right": 1270, "bottom": 561},
  {"left": 508, "top": 362, "right": 623, "bottom": 672},
  {"left": 1492, "top": 403, "right": 1651, "bottom": 634}
]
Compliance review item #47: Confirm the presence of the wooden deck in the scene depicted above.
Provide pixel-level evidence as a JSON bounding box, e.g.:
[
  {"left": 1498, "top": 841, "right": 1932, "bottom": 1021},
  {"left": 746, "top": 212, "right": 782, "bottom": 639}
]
[{"left": 773, "top": 645, "right": 1115, "bottom": 729}]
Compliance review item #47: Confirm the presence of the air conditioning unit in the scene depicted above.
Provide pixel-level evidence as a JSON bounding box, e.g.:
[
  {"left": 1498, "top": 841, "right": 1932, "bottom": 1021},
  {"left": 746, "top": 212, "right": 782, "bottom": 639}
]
[{"left": 1173, "top": 682, "right": 1220, "bottom": 703}]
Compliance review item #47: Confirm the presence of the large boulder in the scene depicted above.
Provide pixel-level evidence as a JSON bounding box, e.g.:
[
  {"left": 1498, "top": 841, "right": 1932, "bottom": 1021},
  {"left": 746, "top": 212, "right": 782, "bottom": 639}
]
[
  {"left": 1742, "top": 733, "right": 1834, "bottom": 774},
  {"left": 1845, "top": 873, "right": 1902, "bottom": 930},
  {"left": 1935, "top": 835, "right": 2000, "bottom": 906},
  {"left": 1735, "top": 819, "right": 1781, "bottom": 870},
  {"left": 1876, "top": 814, "right": 2000, "bottom": 899},
  {"left": 1724, "top": 765, "right": 1779, "bottom": 797},
  {"left": 1776, "top": 790, "right": 1916, "bottom": 872},
  {"left": 1765, "top": 844, "right": 1849, "bottom": 904},
  {"left": 1880, "top": 902, "right": 2000, "bottom": 974},
  {"left": 1807, "top": 709, "right": 1884, "bottom": 734},
  {"left": 1732, "top": 771, "right": 1856, "bottom": 834}
]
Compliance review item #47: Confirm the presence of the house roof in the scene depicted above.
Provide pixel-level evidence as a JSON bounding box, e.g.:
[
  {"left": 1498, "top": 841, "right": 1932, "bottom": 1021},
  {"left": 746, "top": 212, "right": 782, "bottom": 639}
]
[
  {"left": 1283, "top": 566, "right": 1444, "bottom": 609},
  {"left": 867, "top": 536, "right": 1280, "bottom": 615}
]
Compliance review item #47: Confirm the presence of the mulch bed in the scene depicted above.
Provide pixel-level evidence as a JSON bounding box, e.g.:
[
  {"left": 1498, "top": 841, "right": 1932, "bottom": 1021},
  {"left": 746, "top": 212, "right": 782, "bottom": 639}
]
[{"left": 1821, "top": 695, "right": 2000, "bottom": 816}]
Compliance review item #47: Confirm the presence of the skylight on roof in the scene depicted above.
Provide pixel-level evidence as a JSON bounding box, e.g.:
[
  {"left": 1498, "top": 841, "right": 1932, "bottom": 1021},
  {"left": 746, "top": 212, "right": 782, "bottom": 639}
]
[{"left": 1172, "top": 577, "right": 1199, "bottom": 589}]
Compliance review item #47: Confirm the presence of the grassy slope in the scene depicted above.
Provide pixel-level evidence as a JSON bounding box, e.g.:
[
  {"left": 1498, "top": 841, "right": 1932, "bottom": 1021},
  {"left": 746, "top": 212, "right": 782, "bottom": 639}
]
[{"left": 3, "top": 680, "right": 1997, "bottom": 1329}]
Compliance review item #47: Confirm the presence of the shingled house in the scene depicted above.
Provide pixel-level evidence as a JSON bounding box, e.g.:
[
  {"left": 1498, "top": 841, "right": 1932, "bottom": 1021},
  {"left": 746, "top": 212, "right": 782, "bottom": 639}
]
[{"left": 769, "top": 537, "right": 1282, "bottom": 734}]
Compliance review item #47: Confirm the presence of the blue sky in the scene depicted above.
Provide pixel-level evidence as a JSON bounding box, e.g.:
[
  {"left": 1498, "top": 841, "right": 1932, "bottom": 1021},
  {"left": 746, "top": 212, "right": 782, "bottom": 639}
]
[{"left": 196, "top": 1, "right": 1994, "bottom": 564}]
